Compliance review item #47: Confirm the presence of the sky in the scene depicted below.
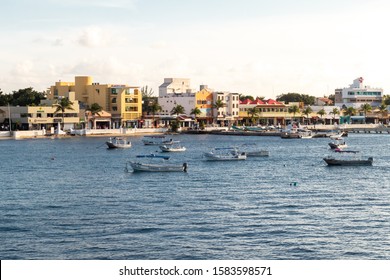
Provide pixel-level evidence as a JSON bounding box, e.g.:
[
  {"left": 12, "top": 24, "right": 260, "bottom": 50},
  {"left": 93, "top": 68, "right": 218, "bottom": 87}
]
[{"left": 1, "top": 0, "right": 389, "bottom": 98}]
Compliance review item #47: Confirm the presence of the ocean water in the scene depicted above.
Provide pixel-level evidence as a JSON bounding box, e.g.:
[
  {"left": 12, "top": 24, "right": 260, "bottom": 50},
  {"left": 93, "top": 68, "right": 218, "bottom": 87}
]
[{"left": 1, "top": 133, "right": 390, "bottom": 260}]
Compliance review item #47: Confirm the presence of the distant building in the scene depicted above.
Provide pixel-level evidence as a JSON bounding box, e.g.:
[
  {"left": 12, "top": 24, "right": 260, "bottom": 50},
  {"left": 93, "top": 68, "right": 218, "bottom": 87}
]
[
  {"left": 49, "top": 76, "right": 142, "bottom": 128},
  {"left": 158, "top": 78, "right": 240, "bottom": 125},
  {"left": 159, "top": 78, "right": 192, "bottom": 97},
  {"left": 315, "top": 97, "right": 333, "bottom": 106},
  {"left": 0, "top": 91, "right": 80, "bottom": 131},
  {"left": 213, "top": 91, "right": 240, "bottom": 125},
  {"left": 335, "top": 77, "right": 383, "bottom": 108}
]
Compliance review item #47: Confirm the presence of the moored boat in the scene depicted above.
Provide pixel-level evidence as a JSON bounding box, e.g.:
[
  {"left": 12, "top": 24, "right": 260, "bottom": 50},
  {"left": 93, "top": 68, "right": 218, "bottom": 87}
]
[
  {"left": 323, "top": 150, "right": 373, "bottom": 166},
  {"left": 106, "top": 137, "right": 132, "bottom": 149},
  {"left": 203, "top": 147, "right": 247, "bottom": 161},
  {"left": 142, "top": 135, "right": 179, "bottom": 145},
  {"left": 328, "top": 136, "right": 347, "bottom": 149},
  {"left": 127, "top": 154, "right": 188, "bottom": 172},
  {"left": 159, "top": 144, "right": 186, "bottom": 152}
]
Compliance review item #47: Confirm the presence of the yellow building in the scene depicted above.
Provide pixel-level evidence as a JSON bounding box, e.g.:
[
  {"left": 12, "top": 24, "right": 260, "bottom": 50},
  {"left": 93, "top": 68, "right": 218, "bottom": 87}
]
[
  {"left": 195, "top": 86, "right": 214, "bottom": 123},
  {"left": 49, "top": 76, "right": 142, "bottom": 128},
  {"left": 239, "top": 98, "right": 297, "bottom": 126},
  {"left": 0, "top": 92, "right": 80, "bottom": 131}
]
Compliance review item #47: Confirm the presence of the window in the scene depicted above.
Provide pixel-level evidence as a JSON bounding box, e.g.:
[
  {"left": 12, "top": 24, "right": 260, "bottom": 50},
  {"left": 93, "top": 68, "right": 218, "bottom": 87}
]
[
  {"left": 112, "top": 98, "right": 117, "bottom": 103},
  {"left": 112, "top": 106, "right": 118, "bottom": 111}
]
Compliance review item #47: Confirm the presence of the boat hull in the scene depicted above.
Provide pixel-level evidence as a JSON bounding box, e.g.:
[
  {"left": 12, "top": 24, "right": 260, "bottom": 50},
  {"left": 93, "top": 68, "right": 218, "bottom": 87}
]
[
  {"left": 203, "top": 152, "right": 247, "bottom": 161},
  {"left": 106, "top": 142, "right": 132, "bottom": 149},
  {"left": 323, "top": 157, "right": 373, "bottom": 166},
  {"left": 129, "top": 162, "right": 187, "bottom": 172}
]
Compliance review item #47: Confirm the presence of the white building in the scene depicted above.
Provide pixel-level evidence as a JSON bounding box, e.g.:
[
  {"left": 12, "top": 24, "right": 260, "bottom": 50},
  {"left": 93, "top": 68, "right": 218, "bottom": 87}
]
[
  {"left": 213, "top": 91, "right": 240, "bottom": 125},
  {"left": 335, "top": 77, "right": 383, "bottom": 108},
  {"left": 158, "top": 92, "right": 196, "bottom": 116},
  {"left": 159, "top": 78, "right": 192, "bottom": 97}
]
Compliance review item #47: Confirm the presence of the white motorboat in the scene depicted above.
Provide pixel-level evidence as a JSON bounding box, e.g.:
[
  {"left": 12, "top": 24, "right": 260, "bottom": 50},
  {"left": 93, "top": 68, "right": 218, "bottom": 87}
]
[
  {"left": 159, "top": 145, "right": 186, "bottom": 152},
  {"left": 142, "top": 135, "right": 179, "bottom": 145},
  {"left": 203, "top": 147, "right": 247, "bottom": 161},
  {"left": 328, "top": 136, "right": 347, "bottom": 149},
  {"left": 127, "top": 154, "right": 188, "bottom": 172},
  {"left": 106, "top": 137, "right": 132, "bottom": 149}
]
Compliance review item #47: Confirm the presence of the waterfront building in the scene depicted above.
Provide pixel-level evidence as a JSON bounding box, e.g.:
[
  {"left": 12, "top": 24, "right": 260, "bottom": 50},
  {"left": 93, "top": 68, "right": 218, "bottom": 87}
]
[
  {"left": 0, "top": 91, "right": 79, "bottom": 131},
  {"left": 239, "top": 98, "right": 289, "bottom": 126},
  {"left": 158, "top": 78, "right": 240, "bottom": 126},
  {"left": 213, "top": 91, "right": 240, "bottom": 126},
  {"left": 195, "top": 85, "right": 214, "bottom": 124},
  {"left": 49, "top": 76, "right": 142, "bottom": 128},
  {"left": 335, "top": 77, "right": 383, "bottom": 108}
]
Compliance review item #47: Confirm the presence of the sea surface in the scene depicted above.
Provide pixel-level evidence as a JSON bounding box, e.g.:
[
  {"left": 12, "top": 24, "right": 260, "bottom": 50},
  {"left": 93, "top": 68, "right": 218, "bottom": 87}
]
[{"left": 1, "top": 133, "right": 390, "bottom": 260}]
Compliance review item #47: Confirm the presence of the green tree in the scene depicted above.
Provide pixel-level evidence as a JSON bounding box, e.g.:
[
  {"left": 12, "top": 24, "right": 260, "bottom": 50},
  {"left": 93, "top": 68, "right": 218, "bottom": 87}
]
[
  {"left": 0, "top": 89, "right": 11, "bottom": 106},
  {"left": 317, "top": 108, "right": 326, "bottom": 123},
  {"left": 7, "top": 88, "right": 46, "bottom": 106},
  {"left": 150, "top": 101, "right": 162, "bottom": 127},
  {"left": 141, "top": 85, "right": 156, "bottom": 115},
  {"left": 277, "top": 93, "right": 315, "bottom": 105},
  {"left": 171, "top": 104, "right": 185, "bottom": 115},
  {"left": 383, "top": 95, "right": 390, "bottom": 106},
  {"left": 288, "top": 105, "right": 300, "bottom": 121},
  {"left": 344, "top": 106, "right": 357, "bottom": 116},
  {"left": 247, "top": 107, "right": 260, "bottom": 125},
  {"left": 378, "top": 104, "right": 388, "bottom": 124},
  {"left": 331, "top": 108, "right": 340, "bottom": 123},
  {"left": 53, "top": 97, "right": 74, "bottom": 130},
  {"left": 360, "top": 103, "right": 372, "bottom": 123},
  {"left": 302, "top": 106, "right": 313, "bottom": 124},
  {"left": 86, "top": 103, "right": 103, "bottom": 129},
  {"left": 190, "top": 107, "right": 201, "bottom": 122}
]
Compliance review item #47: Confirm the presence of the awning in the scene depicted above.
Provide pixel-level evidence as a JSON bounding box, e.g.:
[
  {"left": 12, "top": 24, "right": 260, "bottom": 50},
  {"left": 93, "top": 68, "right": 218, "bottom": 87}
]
[{"left": 350, "top": 116, "right": 365, "bottom": 120}]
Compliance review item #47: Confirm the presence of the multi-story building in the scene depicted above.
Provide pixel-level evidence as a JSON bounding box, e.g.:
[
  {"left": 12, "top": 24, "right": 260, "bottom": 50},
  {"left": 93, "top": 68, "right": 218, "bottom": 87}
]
[
  {"left": 0, "top": 91, "right": 80, "bottom": 131},
  {"left": 195, "top": 85, "right": 214, "bottom": 123},
  {"left": 158, "top": 78, "right": 240, "bottom": 125},
  {"left": 335, "top": 77, "right": 383, "bottom": 108},
  {"left": 213, "top": 91, "right": 240, "bottom": 125},
  {"left": 159, "top": 78, "right": 192, "bottom": 97},
  {"left": 49, "top": 76, "right": 142, "bottom": 128},
  {"left": 239, "top": 98, "right": 288, "bottom": 126}
]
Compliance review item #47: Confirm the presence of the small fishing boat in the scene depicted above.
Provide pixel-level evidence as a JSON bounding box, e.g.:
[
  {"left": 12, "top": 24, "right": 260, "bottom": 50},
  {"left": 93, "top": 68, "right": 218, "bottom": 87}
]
[
  {"left": 126, "top": 154, "right": 188, "bottom": 172},
  {"left": 159, "top": 145, "right": 186, "bottom": 152},
  {"left": 106, "top": 137, "right": 132, "bottom": 149},
  {"left": 323, "top": 150, "right": 373, "bottom": 166},
  {"left": 142, "top": 135, "right": 179, "bottom": 145},
  {"left": 203, "top": 147, "right": 247, "bottom": 161}
]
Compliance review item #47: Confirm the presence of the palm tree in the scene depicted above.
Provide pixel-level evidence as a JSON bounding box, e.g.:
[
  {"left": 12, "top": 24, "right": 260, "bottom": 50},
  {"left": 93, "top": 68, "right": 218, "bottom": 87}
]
[
  {"left": 53, "top": 97, "right": 74, "bottom": 130},
  {"left": 317, "top": 108, "right": 326, "bottom": 124},
  {"left": 288, "top": 105, "right": 300, "bottom": 122},
  {"left": 171, "top": 104, "right": 185, "bottom": 115},
  {"left": 150, "top": 101, "right": 162, "bottom": 127},
  {"left": 85, "top": 103, "right": 103, "bottom": 129},
  {"left": 247, "top": 107, "right": 259, "bottom": 125},
  {"left": 190, "top": 107, "right": 201, "bottom": 122},
  {"left": 331, "top": 108, "right": 340, "bottom": 124},
  {"left": 213, "top": 99, "right": 226, "bottom": 124},
  {"left": 360, "top": 103, "right": 372, "bottom": 123},
  {"left": 378, "top": 104, "right": 388, "bottom": 124},
  {"left": 302, "top": 106, "right": 313, "bottom": 124},
  {"left": 343, "top": 106, "right": 357, "bottom": 124}
]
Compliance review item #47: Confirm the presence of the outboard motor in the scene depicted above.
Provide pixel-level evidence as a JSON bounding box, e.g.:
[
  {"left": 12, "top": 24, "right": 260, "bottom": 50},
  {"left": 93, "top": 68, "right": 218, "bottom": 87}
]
[{"left": 182, "top": 163, "right": 188, "bottom": 172}]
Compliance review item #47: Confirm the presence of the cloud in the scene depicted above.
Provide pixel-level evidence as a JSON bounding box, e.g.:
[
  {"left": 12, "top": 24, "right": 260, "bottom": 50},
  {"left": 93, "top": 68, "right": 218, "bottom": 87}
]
[{"left": 77, "top": 26, "right": 110, "bottom": 48}]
